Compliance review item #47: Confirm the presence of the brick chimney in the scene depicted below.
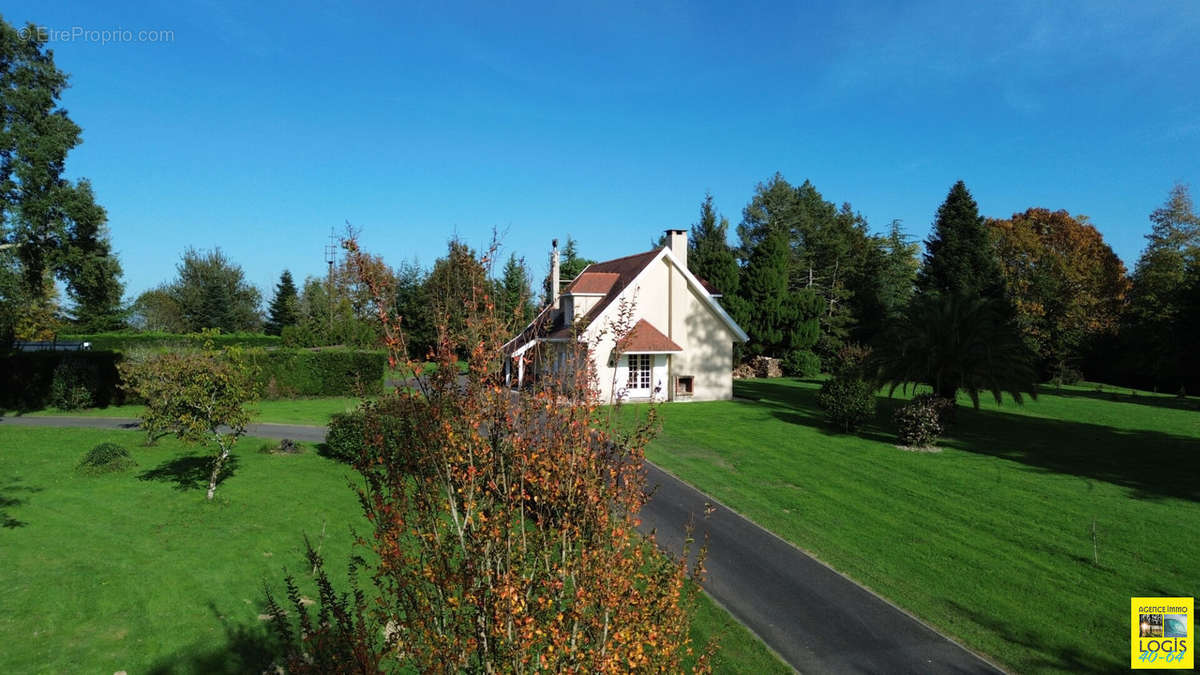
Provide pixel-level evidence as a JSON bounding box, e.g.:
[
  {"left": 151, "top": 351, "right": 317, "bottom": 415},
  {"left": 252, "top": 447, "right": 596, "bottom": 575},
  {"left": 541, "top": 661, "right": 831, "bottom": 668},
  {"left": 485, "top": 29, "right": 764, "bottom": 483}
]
[{"left": 665, "top": 229, "right": 687, "bottom": 269}]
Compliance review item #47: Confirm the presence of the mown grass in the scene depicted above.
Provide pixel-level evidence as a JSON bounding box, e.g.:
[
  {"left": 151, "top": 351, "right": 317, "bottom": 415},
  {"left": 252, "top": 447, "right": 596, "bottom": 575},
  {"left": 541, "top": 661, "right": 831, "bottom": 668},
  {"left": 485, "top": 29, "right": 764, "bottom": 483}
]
[
  {"left": 0, "top": 426, "right": 786, "bottom": 673},
  {"left": 642, "top": 378, "right": 1200, "bottom": 673}
]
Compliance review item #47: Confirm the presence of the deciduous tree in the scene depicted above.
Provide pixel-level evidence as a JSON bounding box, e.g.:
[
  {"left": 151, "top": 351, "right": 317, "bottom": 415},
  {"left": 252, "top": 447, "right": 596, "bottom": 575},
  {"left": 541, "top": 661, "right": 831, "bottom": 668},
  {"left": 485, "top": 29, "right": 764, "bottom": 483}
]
[
  {"left": 119, "top": 336, "right": 258, "bottom": 500},
  {"left": 167, "top": 248, "right": 262, "bottom": 333},
  {"left": 989, "top": 208, "right": 1130, "bottom": 378},
  {"left": 267, "top": 236, "right": 714, "bottom": 672},
  {"left": 129, "top": 285, "right": 186, "bottom": 332}
]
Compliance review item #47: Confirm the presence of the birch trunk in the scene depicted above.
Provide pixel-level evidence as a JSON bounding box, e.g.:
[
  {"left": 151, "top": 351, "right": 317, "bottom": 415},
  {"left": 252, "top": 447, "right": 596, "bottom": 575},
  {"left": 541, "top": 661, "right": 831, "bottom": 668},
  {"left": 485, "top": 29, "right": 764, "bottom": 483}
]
[{"left": 206, "top": 445, "right": 230, "bottom": 501}]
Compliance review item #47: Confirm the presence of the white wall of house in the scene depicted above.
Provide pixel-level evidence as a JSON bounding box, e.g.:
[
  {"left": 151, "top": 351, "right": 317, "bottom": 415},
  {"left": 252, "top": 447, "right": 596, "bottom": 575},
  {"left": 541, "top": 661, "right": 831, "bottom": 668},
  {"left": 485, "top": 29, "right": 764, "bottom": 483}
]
[{"left": 587, "top": 255, "right": 738, "bottom": 403}]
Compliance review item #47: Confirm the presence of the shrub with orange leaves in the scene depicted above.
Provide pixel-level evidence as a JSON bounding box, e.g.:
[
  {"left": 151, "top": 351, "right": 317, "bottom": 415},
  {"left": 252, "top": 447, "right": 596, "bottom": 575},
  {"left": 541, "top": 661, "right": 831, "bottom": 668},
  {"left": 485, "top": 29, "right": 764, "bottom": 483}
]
[{"left": 267, "top": 234, "right": 714, "bottom": 673}]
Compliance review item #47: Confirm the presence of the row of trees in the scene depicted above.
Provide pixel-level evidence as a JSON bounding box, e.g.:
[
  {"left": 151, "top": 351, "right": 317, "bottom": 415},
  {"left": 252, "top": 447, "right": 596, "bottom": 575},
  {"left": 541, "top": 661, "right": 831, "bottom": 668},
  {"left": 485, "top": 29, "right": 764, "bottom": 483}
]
[
  {"left": 680, "top": 173, "right": 1196, "bottom": 393},
  {"left": 128, "top": 239, "right": 541, "bottom": 357}
]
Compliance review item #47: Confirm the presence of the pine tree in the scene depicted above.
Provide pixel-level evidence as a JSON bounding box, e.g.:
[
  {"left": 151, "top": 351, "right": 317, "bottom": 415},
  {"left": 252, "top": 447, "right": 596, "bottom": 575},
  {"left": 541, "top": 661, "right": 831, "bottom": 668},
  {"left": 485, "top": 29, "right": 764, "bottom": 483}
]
[
  {"left": 394, "top": 259, "right": 434, "bottom": 359},
  {"left": 1126, "top": 183, "right": 1200, "bottom": 389},
  {"left": 882, "top": 182, "right": 1035, "bottom": 407},
  {"left": 688, "top": 194, "right": 740, "bottom": 297},
  {"left": 878, "top": 220, "right": 919, "bottom": 316},
  {"left": 499, "top": 254, "right": 534, "bottom": 329},
  {"left": 735, "top": 228, "right": 820, "bottom": 357},
  {"left": 0, "top": 20, "right": 126, "bottom": 329},
  {"left": 265, "top": 270, "right": 300, "bottom": 335},
  {"left": 916, "top": 181, "right": 1004, "bottom": 300}
]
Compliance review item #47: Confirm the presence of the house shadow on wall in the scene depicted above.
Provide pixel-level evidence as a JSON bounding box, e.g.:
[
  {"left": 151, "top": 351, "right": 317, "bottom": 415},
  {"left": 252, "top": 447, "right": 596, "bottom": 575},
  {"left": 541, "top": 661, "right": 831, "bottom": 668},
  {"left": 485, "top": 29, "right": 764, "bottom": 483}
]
[{"left": 734, "top": 378, "right": 1200, "bottom": 503}]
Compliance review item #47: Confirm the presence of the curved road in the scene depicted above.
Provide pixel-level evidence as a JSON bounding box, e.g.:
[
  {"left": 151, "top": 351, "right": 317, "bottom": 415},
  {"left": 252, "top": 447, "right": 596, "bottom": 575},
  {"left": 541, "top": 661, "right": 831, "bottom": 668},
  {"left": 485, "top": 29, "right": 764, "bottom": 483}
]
[{"left": 2, "top": 415, "right": 1004, "bottom": 674}]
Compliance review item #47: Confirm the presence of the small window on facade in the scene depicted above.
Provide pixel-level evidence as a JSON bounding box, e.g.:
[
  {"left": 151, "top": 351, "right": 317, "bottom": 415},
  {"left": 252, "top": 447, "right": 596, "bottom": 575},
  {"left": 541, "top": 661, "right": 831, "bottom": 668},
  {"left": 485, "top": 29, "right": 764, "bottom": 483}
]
[{"left": 676, "top": 375, "right": 694, "bottom": 395}]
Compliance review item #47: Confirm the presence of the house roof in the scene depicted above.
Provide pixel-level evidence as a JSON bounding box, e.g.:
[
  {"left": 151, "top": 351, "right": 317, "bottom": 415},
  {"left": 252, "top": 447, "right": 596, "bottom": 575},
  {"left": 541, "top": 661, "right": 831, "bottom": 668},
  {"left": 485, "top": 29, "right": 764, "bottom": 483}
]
[
  {"left": 564, "top": 271, "right": 620, "bottom": 295},
  {"left": 503, "top": 245, "right": 747, "bottom": 356},
  {"left": 621, "top": 319, "right": 683, "bottom": 353}
]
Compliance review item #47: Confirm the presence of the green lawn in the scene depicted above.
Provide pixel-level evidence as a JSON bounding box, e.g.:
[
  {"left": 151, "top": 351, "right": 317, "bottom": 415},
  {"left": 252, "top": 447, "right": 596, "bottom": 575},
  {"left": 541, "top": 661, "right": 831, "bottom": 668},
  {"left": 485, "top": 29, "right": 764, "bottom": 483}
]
[
  {"left": 643, "top": 378, "right": 1200, "bottom": 673},
  {"left": 0, "top": 426, "right": 786, "bottom": 673}
]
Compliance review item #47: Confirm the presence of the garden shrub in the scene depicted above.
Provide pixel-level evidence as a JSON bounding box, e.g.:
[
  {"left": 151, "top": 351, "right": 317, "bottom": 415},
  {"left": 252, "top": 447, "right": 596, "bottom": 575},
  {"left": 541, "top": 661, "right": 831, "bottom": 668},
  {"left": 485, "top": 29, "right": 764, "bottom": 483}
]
[
  {"left": 323, "top": 398, "right": 412, "bottom": 464},
  {"left": 894, "top": 396, "right": 951, "bottom": 447},
  {"left": 782, "top": 349, "right": 822, "bottom": 377},
  {"left": 0, "top": 351, "right": 123, "bottom": 411},
  {"left": 77, "top": 442, "right": 136, "bottom": 474},
  {"left": 1050, "top": 365, "right": 1083, "bottom": 386},
  {"left": 259, "top": 438, "right": 302, "bottom": 454},
  {"left": 323, "top": 410, "right": 366, "bottom": 463},
  {"left": 910, "top": 393, "right": 956, "bottom": 425},
  {"left": 49, "top": 355, "right": 106, "bottom": 410},
  {"left": 817, "top": 376, "right": 876, "bottom": 432},
  {"left": 245, "top": 349, "right": 386, "bottom": 398}
]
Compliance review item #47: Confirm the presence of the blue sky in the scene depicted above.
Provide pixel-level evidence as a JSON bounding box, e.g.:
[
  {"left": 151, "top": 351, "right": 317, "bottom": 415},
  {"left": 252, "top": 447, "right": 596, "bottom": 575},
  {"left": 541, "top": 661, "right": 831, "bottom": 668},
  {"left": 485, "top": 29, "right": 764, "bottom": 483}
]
[{"left": 3, "top": 1, "right": 1198, "bottom": 300}]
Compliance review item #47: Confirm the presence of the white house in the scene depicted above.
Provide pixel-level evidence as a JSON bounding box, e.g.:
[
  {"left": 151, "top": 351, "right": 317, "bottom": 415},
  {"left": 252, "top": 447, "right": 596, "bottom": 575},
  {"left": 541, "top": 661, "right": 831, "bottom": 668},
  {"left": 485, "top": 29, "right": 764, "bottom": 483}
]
[{"left": 503, "top": 230, "right": 748, "bottom": 402}]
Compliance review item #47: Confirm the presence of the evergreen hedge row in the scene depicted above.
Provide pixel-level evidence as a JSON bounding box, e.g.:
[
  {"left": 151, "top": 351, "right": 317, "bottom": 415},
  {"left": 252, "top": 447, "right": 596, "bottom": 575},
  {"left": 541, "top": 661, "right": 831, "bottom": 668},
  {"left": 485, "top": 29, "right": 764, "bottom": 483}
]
[
  {"left": 245, "top": 349, "right": 386, "bottom": 398},
  {"left": 0, "top": 351, "right": 125, "bottom": 411},
  {"left": 1, "top": 348, "right": 385, "bottom": 409}
]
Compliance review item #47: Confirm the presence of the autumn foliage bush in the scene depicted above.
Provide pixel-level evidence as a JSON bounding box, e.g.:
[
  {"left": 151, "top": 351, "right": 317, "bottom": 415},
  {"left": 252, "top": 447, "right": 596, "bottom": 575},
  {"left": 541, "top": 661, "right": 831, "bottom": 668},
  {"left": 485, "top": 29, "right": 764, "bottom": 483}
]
[{"left": 267, "top": 236, "right": 713, "bottom": 673}]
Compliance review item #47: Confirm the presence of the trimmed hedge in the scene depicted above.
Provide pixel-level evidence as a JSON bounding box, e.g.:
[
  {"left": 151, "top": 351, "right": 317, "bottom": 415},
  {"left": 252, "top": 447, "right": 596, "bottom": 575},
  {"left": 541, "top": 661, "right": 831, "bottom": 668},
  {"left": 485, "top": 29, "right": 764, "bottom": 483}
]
[
  {"left": 246, "top": 349, "right": 386, "bottom": 399},
  {"left": 0, "top": 351, "right": 124, "bottom": 411},
  {"left": 58, "top": 331, "right": 281, "bottom": 352},
  {"left": 2, "top": 348, "right": 383, "bottom": 409}
]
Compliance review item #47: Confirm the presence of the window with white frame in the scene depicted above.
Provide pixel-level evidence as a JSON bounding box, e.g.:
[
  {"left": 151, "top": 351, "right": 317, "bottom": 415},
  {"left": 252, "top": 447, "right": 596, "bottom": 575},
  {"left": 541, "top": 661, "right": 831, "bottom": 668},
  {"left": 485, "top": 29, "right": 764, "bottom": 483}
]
[{"left": 628, "top": 354, "right": 652, "bottom": 391}]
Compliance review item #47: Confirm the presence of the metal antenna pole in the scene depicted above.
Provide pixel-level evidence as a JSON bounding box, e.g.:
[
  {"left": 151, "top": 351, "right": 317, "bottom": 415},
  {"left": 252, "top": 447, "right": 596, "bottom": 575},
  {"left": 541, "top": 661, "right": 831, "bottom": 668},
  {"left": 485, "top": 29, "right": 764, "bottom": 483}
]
[{"left": 324, "top": 228, "right": 338, "bottom": 340}]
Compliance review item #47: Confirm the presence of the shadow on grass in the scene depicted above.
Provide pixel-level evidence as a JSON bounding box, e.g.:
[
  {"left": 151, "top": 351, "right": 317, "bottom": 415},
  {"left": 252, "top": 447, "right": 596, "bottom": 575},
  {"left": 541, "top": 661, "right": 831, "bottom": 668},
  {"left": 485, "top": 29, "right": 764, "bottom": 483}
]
[
  {"left": 1047, "top": 387, "right": 1200, "bottom": 412},
  {"left": 943, "top": 407, "right": 1200, "bottom": 502},
  {"left": 734, "top": 378, "right": 908, "bottom": 445},
  {"left": 1, "top": 478, "right": 41, "bottom": 528},
  {"left": 138, "top": 454, "right": 240, "bottom": 492},
  {"left": 944, "top": 600, "right": 1120, "bottom": 672},
  {"left": 145, "top": 603, "right": 279, "bottom": 674},
  {"left": 735, "top": 378, "right": 1200, "bottom": 502}
]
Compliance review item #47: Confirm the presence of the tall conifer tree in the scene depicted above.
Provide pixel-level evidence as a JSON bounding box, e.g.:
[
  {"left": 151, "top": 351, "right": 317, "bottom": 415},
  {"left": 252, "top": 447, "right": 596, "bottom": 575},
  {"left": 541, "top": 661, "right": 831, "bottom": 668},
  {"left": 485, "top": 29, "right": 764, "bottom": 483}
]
[
  {"left": 0, "top": 20, "right": 126, "bottom": 332},
  {"left": 688, "top": 194, "right": 740, "bottom": 297},
  {"left": 916, "top": 181, "right": 1003, "bottom": 300},
  {"left": 265, "top": 270, "right": 300, "bottom": 335}
]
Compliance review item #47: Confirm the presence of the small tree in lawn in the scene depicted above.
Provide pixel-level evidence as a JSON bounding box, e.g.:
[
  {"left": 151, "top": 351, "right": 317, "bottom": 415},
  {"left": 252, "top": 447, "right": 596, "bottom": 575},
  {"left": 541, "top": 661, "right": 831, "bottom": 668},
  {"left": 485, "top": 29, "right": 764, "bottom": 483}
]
[{"left": 120, "top": 335, "right": 258, "bottom": 500}]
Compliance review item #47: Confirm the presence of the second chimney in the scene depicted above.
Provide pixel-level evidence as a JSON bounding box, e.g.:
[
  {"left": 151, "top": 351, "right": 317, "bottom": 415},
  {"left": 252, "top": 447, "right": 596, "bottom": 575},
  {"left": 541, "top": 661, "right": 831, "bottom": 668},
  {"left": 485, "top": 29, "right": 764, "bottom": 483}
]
[
  {"left": 550, "top": 238, "right": 561, "bottom": 308},
  {"left": 665, "top": 228, "right": 687, "bottom": 269}
]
